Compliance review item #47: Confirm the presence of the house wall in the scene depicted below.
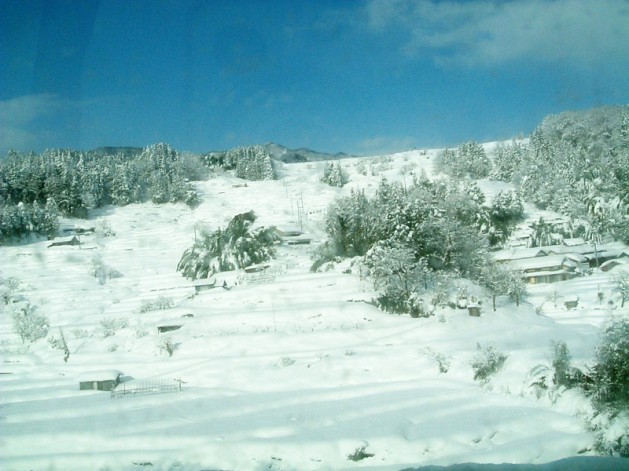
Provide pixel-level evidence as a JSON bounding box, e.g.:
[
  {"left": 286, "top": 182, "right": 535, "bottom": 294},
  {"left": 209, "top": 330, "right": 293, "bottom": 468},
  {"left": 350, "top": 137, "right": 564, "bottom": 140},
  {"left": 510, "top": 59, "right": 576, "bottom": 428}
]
[{"left": 79, "top": 379, "right": 118, "bottom": 391}]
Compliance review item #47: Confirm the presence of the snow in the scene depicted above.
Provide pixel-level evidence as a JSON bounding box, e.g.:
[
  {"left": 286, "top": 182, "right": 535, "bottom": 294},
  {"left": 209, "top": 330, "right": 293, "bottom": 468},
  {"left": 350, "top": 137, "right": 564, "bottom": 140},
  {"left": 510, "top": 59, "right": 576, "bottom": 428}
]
[
  {"left": 77, "top": 369, "right": 123, "bottom": 382},
  {"left": 0, "top": 149, "right": 627, "bottom": 470}
]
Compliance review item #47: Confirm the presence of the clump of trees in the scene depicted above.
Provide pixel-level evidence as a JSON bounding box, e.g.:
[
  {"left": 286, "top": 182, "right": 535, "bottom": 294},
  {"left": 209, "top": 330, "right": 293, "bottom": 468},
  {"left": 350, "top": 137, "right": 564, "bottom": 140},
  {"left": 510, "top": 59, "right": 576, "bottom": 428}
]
[
  {"left": 0, "top": 143, "right": 206, "bottom": 244},
  {"left": 202, "top": 145, "right": 276, "bottom": 181},
  {"left": 492, "top": 106, "right": 629, "bottom": 245},
  {"left": 177, "top": 211, "right": 279, "bottom": 280},
  {"left": 313, "top": 175, "right": 527, "bottom": 315},
  {"left": 0, "top": 199, "right": 60, "bottom": 242},
  {"left": 435, "top": 141, "right": 491, "bottom": 179}
]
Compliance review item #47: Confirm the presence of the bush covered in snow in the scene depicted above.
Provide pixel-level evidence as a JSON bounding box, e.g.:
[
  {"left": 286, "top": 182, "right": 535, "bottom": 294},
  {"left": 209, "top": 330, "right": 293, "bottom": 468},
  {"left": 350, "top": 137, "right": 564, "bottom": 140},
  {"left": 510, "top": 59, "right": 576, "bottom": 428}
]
[
  {"left": 89, "top": 255, "right": 123, "bottom": 284},
  {"left": 471, "top": 343, "right": 508, "bottom": 383},
  {"left": 10, "top": 303, "right": 49, "bottom": 344},
  {"left": 138, "top": 296, "right": 175, "bottom": 313}
]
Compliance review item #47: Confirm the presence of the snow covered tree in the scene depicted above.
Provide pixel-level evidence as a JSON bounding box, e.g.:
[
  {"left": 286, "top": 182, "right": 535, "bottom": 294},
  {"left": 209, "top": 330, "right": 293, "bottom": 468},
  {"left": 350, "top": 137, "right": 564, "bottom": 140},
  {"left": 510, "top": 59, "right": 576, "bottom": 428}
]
[
  {"left": 480, "top": 263, "right": 512, "bottom": 311},
  {"left": 324, "top": 189, "right": 373, "bottom": 257},
  {"left": 488, "top": 190, "right": 524, "bottom": 245},
  {"left": 613, "top": 271, "right": 629, "bottom": 308},
  {"left": 177, "top": 211, "right": 279, "bottom": 280},
  {"left": 529, "top": 218, "right": 554, "bottom": 247},
  {"left": 365, "top": 242, "right": 433, "bottom": 316},
  {"left": 505, "top": 269, "right": 527, "bottom": 306},
  {"left": 321, "top": 162, "right": 347, "bottom": 187}
]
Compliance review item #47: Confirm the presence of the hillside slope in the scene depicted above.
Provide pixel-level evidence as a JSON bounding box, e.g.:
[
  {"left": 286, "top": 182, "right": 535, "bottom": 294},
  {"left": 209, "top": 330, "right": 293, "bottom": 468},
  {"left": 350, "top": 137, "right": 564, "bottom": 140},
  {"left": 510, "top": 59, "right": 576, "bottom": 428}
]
[{"left": 0, "top": 150, "right": 626, "bottom": 471}]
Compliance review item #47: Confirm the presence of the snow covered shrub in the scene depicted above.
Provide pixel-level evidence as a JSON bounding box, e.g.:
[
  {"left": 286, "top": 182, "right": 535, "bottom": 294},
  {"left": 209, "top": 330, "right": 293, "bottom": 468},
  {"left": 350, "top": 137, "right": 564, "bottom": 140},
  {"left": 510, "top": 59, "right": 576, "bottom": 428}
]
[
  {"left": 138, "top": 296, "right": 175, "bottom": 313},
  {"left": 347, "top": 444, "right": 374, "bottom": 461},
  {"left": 426, "top": 347, "right": 451, "bottom": 374},
  {"left": 99, "top": 317, "right": 128, "bottom": 337},
  {"left": 159, "top": 336, "right": 177, "bottom": 357},
  {"left": 89, "top": 255, "right": 123, "bottom": 284},
  {"left": 1, "top": 276, "right": 20, "bottom": 304},
  {"left": 11, "top": 303, "right": 49, "bottom": 344},
  {"left": 310, "top": 241, "right": 342, "bottom": 272},
  {"left": 591, "top": 413, "right": 629, "bottom": 457},
  {"left": 280, "top": 356, "right": 296, "bottom": 366},
  {"left": 472, "top": 343, "right": 508, "bottom": 383},
  {"left": 94, "top": 220, "right": 115, "bottom": 238},
  {"left": 47, "top": 329, "right": 70, "bottom": 362},
  {"left": 177, "top": 211, "right": 279, "bottom": 280},
  {"left": 529, "top": 341, "right": 583, "bottom": 399},
  {"left": 354, "top": 160, "right": 368, "bottom": 176},
  {"left": 72, "top": 328, "right": 90, "bottom": 339}
]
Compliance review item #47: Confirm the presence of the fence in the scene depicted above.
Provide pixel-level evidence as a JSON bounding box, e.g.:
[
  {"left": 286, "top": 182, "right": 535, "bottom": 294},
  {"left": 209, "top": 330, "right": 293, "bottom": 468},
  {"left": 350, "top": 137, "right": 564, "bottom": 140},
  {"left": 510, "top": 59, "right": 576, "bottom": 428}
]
[{"left": 111, "top": 378, "right": 184, "bottom": 399}]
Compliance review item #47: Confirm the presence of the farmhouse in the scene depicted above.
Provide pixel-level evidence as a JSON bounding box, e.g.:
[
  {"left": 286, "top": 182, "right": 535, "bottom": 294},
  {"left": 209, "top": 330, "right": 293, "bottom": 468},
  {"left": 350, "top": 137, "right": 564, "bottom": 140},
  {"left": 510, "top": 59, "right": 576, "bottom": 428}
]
[
  {"left": 79, "top": 370, "right": 122, "bottom": 391},
  {"left": 495, "top": 238, "right": 629, "bottom": 284},
  {"left": 509, "top": 255, "right": 580, "bottom": 284}
]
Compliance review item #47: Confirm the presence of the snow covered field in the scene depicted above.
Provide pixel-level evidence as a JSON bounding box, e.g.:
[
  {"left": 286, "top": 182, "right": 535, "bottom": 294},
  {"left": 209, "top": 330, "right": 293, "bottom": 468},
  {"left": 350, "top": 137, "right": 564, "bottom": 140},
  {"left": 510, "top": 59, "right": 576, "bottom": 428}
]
[{"left": 1, "top": 148, "right": 627, "bottom": 471}]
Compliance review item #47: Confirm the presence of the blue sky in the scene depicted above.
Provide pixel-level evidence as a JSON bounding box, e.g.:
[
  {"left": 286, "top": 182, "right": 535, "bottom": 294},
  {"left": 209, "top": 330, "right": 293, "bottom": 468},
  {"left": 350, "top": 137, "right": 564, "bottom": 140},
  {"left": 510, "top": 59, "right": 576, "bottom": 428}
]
[{"left": 1, "top": 0, "right": 628, "bottom": 156}]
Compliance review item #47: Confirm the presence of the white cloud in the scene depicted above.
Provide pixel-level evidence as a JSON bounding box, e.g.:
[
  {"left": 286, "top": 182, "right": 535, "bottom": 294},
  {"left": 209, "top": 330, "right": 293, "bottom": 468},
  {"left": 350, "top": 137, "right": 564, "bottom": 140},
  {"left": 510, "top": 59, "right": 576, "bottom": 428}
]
[
  {"left": 365, "top": 0, "right": 629, "bottom": 68},
  {"left": 358, "top": 135, "right": 417, "bottom": 155},
  {"left": 0, "top": 94, "right": 65, "bottom": 153}
]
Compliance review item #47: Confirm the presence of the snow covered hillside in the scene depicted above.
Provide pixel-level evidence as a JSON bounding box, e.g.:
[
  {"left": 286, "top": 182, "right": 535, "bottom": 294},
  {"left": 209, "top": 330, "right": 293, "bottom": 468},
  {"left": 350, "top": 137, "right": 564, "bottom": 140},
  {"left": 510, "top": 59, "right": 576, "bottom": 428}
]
[{"left": 1, "top": 149, "right": 627, "bottom": 471}]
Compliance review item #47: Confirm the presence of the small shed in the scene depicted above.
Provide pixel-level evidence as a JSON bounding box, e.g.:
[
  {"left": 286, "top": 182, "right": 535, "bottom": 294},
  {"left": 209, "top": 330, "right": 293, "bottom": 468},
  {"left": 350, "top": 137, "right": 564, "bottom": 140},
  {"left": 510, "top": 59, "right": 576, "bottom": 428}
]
[
  {"left": 79, "top": 370, "right": 122, "bottom": 391},
  {"left": 193, "top": 278, "right": 216, "bottom": 293},
  {"left": 468, "top": 301, "right": 481, "bottom": 317},
  {"left": 48, "top": 235, "right": 80, "bottom": 248},
  {"left": 564, "top": 297, "right": 579, "bottom": 310},
  {"left": 157, "top": 324, "right": 183, "bottom": 333}
]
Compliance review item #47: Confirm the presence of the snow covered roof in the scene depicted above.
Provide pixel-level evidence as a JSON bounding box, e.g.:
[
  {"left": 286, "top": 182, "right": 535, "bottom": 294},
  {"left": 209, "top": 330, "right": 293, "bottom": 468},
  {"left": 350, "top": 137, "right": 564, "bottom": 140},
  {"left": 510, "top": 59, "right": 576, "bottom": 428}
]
[
  {"left": 508, "top": 255, "right": 569, "bottom": 271},
  {"left": 78, "top": 370, "right": 123, "bottom": 382},
  {"left": 563, "top": 237, "right": 586, "bottom": 246},
  {"left": 193, "top": 278, "right": 217, "bottom": 287},
  {"left": 600, "top": 259, "right": 629, "bottom": 272},
  {"left": 493, "top": 247, "right": 547, "bottom": 262}
]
